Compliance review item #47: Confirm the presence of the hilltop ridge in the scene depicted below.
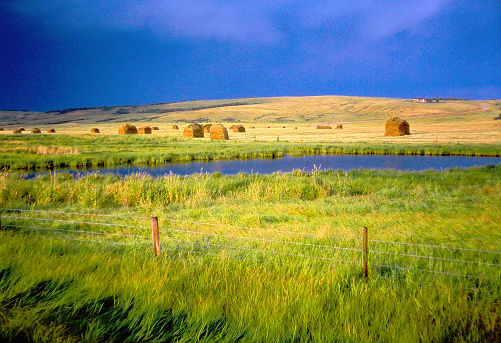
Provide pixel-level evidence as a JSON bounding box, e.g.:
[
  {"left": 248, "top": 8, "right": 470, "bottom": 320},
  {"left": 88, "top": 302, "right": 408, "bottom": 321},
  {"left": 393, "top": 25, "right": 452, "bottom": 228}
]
[{"left": 0, "top": 96, "right": 492, "bottom": 127}]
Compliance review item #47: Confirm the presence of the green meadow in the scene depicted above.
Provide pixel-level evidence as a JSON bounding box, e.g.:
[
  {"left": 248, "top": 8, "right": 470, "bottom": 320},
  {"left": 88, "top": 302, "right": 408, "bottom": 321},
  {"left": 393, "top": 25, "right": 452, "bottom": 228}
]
[{"left": 1, "top": 166, "right": 500, "bottom": 342}]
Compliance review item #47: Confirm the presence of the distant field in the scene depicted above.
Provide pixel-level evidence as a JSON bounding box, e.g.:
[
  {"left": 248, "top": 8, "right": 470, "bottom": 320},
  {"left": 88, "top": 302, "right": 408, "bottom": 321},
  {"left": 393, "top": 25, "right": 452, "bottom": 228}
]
[{"left": 1, "top": 96, "right": 499, "bottom": 145}]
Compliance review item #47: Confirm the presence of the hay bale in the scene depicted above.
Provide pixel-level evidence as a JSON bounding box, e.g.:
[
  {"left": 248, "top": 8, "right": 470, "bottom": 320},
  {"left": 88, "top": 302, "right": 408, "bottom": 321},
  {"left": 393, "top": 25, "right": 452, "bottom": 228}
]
[
  {"left": 31, "top": 128, "right": 41, "bottom": 134},
  {"left": 13, "top": 128, "right": 23, "bottom": 134},
  {"left": 18, "top": 127, "right": 25, "bottom": 132},
  {"left": 203, "top": 124, "right": 212, "bottom": 133},
  {"left": 233, "top": 125, "right": 245, "bottom": 132},
  {"left": 183, "top": 124, "right": 204, "bottom": 138},
  {"left": 90, "top": 128, "right": 100, "bottom": 133},
  {"left": 0, "top": 128, "right": 3, "bottom": 131},
  {"left": 336, "top": 124, "right": 343, "bottom": 129},
  {"left": 282, "top": 126, "right": 286, "bottom": 128},
  {"left": 210, "top": 124, "right": 229, "bottom": 140},
  {"left": 172, "top": 125, "right": 179, "bottom": 130},
  {"left": 152, "top": 126, "right": 159, "bottom": 130},
  {"left": 385, "top": 117, "right": 410, "bottom": 136},
  {"left": 317, "top": 125, "right": 332, "bottom": 129},
  {"left": 294, "top": 127, "right": 297, "bottom": 129},
  {"left": 47, "top": 128, "right": 56, "bottom": 133},
  {"left": 138, "top": 126, "right": 152, "bottom": 134},
  {"left": 118, "top": 123, "right": 138, "bottom": 135},
  {"left": 229, "top": 125, "right": 235, "bottom": 130}
]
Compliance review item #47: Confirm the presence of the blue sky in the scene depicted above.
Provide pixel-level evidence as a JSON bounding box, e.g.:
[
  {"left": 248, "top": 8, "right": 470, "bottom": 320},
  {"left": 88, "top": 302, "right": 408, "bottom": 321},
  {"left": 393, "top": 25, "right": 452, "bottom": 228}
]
[{"left": 1, "top": 0, "right": 499, "bottom": 111}]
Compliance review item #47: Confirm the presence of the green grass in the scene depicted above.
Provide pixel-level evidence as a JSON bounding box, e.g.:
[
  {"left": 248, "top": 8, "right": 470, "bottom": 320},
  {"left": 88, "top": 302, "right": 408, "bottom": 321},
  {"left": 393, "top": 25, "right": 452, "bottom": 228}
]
[
  {"left": 1, "top": 134, "right": 500, "bottom": 171},
  {"left": 0, "top": 166, "right": 500, "bottom": 342}
]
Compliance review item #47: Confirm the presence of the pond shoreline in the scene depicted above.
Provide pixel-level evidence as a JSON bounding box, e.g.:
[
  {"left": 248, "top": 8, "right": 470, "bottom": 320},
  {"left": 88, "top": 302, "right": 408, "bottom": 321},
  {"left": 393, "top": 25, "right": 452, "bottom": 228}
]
[{"left": 14, "top": 154, "right": 501, "bottom": 179}]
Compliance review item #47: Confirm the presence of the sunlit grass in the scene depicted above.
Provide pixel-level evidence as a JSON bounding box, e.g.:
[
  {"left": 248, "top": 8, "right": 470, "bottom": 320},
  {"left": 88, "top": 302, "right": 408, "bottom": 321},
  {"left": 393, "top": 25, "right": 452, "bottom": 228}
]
[{"left": 0, "top": 166, "right": 500, "bottom": 341}]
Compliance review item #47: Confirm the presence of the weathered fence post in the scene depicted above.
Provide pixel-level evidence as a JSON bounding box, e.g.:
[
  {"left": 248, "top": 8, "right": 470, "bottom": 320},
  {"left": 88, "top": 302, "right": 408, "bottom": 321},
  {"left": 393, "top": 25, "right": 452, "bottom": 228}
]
[
  {"left": 362, "top": 227, "right": 368, "bottom": 278},
  {"left": 151, "top": 216, "right": 161, "bottom": 256}
]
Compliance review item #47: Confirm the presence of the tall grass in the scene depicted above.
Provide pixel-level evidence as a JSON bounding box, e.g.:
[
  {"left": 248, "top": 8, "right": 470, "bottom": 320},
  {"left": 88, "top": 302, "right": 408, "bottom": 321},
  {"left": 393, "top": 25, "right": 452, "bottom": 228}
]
[{"left": 0, "top": 166, "right": 500, "bottom": 341}]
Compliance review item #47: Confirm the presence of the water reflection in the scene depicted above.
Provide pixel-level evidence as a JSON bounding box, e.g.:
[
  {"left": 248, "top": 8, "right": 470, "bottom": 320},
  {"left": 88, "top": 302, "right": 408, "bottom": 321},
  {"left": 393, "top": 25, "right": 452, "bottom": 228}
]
[{"left": 19, "top": 155, "right": 501, "bottom": 179}]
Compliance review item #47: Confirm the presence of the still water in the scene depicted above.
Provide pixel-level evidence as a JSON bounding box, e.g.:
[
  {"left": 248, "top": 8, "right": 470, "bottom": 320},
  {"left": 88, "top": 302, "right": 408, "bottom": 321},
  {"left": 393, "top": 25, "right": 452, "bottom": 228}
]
[{"left": 22, "top": 155, "right": 501, "bottom": 179}]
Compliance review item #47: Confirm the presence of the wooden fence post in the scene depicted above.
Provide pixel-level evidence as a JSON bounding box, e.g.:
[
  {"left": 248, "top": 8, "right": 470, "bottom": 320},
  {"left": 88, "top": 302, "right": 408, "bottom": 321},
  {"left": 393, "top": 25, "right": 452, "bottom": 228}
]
[
  {"left": 151, "top": 216, "right": 161, "bottom": 256},
  {"left": 362, "top": 227, "right": 368, "bottom": 278}
]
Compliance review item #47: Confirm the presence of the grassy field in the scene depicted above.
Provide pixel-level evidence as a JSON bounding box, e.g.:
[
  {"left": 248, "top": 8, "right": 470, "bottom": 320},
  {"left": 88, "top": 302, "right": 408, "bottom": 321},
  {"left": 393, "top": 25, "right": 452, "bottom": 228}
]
[
  {"left": 0, "top": 95, "right": 500, "bottom": 342},
  {"left": 0, "top": 166, "right": 500, "bottom": 342}
]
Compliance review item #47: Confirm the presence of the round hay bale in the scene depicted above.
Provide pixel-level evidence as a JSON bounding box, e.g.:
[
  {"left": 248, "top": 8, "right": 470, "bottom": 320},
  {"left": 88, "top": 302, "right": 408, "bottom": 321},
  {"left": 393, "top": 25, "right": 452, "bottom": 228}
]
[
  {"left": 152, "top": 126, "right": 159, "bottom": 130},
  {"left": 172, "top": 125, "right": 179, "bottom": 130},
  {"left": 183, "top": 124, "right": 204, "bottom": 138},
  {"left": 336, "top": 124, "right": 343, "bottom": 129},
  {"left": 317, "top": 125, "right": 332, "bottom": 129},
  {"left": 233, "top": 125, "right": 245, "bottom": 132},
  {"left": 90, "top": 128, "right": 100, "bottom": 133},
  {"left": 210, "top": 124, "right": 229, "bottom": 140},
  {"left": 138, "top": 126, "right": 152, "bottom": 134},
  {"left": 294, "top": 127, "right": 297, "bottom": 129},
  {"left": 203, "top": 124, "right": 212, "bottom": 133},
  {"left": 229, "top": 125, "right": 235, "bottom": 130},
  {"left": 0, "top": 128, "right": 4, "bottom": 131},
  {"left": 31, "top": 128, "right": 41, "bottom": 134},
  {"left": 47, "top": 128, "right": 56, "bottom": 133},
  {"left": 282, "top": 126, "right": 286, "bottom": 128},
  {"left": 118, "top": 123, "right": 138, "bottom": 135},
  {"left": 385, "top": 117, "right": 410, "bottom": 136},
  {"left": 13, "top": 128, "right": 23, "bottom": 134},
  {"left": 18, "top": 127, "right": 25, "bottom": 132}
]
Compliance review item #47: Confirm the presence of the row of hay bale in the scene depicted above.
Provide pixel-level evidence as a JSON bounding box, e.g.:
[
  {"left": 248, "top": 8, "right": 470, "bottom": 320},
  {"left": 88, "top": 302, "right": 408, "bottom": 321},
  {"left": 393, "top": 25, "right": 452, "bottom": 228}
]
[
  {"left": 8, "top": 127, "right": 57, "bottom": 134},
  {"left": 116, "top": 124, "right": 160, "bottom": 135},
  {"left": 182, "top": 123, "right": 230, "bottom": 140},
  {"left": 313, "top": 117, "right": 410, "bottom": 136},
  {"left": 182, "top": 123, "right": 247, "bottom": 140},
  {"left": 87, "top": 125, "right": 161, "bottom": 134},
  {"left": 316, "top": 124, "right": 343, "bottom": 129}
]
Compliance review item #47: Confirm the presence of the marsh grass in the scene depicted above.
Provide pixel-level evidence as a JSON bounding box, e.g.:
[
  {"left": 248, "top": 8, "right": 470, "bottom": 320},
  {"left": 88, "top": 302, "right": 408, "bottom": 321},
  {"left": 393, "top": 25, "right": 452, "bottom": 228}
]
[
  {"left": 0, "top": 166, "right": 500, "bottom": 341},
  {"left": 0, "top": 134, "right": 500, "bottom": 171}
]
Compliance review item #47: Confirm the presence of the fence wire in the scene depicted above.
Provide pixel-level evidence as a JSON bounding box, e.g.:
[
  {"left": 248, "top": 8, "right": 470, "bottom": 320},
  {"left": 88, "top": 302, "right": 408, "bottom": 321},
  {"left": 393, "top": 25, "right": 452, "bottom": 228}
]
[
  {"left": 373, "top": 263, "right": 499, "bottom": 282},
  {"left": 369, "top": 238, "right": 500, "bottom": 254},
  {"left": 161, "top": 217, "right": 360, "bottom": 241},
  {"left": 1, "top": 208, "right": 500, "bottom": 282},
  {"left": 162, "top": 238, "right": 355, "bottom": 264},
  {"left": 371, "top": 250, "right": 501, "bottom": 267}
]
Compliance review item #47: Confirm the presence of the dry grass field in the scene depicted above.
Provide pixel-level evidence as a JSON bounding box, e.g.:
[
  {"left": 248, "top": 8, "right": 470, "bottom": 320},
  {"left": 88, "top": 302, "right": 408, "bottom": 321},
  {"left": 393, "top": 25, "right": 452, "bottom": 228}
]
[{"left": 1, "top": 96, "right": 500, "bottom": 144}]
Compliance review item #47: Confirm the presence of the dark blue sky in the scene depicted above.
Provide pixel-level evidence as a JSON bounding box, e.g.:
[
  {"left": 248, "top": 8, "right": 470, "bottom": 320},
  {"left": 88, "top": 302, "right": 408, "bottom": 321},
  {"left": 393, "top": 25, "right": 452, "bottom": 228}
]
[{"left": 1, "top": 0, "right": 500, "bottom": 112}]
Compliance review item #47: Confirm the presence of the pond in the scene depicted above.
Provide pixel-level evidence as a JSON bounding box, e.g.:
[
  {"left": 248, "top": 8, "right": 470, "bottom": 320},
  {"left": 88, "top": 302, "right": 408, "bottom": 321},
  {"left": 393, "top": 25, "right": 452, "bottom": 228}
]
[{"left": 21, "top": 154, "right": 501, "bottom": 179}]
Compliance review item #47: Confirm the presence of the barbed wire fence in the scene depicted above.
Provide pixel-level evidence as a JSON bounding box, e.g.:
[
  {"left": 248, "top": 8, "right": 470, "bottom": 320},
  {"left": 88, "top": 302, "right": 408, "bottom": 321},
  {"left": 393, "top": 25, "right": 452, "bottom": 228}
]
[{"left": 1, "top": 208, "right": 500, "bottom": 281}]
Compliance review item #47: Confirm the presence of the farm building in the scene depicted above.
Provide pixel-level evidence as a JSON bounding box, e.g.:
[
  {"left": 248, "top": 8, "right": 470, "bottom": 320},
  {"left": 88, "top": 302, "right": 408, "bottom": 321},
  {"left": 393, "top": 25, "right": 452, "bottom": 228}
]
[{"left": 412, "top": 98, "right": 427, "bottom": 103}]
